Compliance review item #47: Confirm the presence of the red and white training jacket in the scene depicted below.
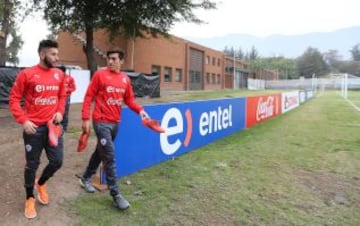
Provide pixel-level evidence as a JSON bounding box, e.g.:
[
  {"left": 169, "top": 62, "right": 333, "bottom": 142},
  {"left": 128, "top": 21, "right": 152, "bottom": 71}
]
[
  {"left": 82, "top": 68, "right": 143, "bottom": 123},
  {"left": 64, "top": 74, "right": 76, "bottom": 96},
  {"left": 9, "top": 65, "right": 66, "bottom": 126}
]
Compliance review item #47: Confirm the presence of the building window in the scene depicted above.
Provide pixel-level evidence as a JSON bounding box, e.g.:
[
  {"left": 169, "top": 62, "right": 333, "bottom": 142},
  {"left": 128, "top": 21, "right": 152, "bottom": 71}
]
[
  {"left": 206, "top": 73, "right": 210, "bottom": 84},
  {"left": 175, "top": 69, "right": 182, "bottom": 82},
  {"left": 212, "top": 57, "right": 216, "bottom": 65},
  {"left": 206, "top": 56, "right": 210, "bottom": 64},
  {"left": 164, "top": 67, "right": 172, "bottom": 82},
  {"left": 217, "top": 74, "right": 221, "bottom": 84},
  {"left": 151, "top": 65, "right": 161, "bottom": 76},
  {"left": 190, "top": 70, "right": 201, "bottom": 83},
  {"left": 217, "top": 59, "right": 221, "bottom": 67},
  {"left": 212, "top": 73, "right": 216, "bottom": 84},
  {"left": 195, "top": 71, "right": 201, "bottom": 83}
]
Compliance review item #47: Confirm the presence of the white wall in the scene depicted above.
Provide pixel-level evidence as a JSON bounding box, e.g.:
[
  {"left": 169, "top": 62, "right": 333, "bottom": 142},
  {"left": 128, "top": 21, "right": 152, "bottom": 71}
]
[{"left": 66, "top": 69, "right": 90, "bottom": 103}]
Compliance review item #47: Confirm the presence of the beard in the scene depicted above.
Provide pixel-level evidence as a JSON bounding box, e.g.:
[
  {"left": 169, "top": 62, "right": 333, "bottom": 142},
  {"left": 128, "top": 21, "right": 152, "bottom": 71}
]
[{"left": 43, "top": 56, "right": 55, "bottom": 68}]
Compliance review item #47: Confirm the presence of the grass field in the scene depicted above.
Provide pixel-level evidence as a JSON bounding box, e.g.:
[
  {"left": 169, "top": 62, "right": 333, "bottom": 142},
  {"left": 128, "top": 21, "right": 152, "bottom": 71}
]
[
  {"left": 71, "top": 90, "right": 360, "bottom": 226},
  {"left": 347, "top": 90, "right": 360, "bottom": 109}
]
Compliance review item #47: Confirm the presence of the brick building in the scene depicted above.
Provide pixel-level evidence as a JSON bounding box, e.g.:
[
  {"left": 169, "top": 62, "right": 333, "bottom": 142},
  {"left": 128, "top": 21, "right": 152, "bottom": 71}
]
[{"left": 57, "top": 31, "right": 276, "bottom": 91}]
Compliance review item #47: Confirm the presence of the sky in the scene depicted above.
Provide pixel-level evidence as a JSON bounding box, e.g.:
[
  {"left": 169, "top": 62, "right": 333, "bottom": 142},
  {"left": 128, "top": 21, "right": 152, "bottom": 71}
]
[{"left": 17, "top": 0, "right": 360, "bottom": 66}]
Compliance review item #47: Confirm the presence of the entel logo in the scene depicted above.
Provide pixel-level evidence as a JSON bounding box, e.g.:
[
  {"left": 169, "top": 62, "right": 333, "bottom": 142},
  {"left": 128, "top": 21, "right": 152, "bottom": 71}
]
[{"left": 160, "top": 105, "right": 233, "bottom": 155}]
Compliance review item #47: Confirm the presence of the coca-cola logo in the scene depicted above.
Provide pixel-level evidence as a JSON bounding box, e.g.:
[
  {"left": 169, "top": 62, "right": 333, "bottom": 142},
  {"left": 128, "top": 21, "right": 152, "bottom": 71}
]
[
  {"left": 106, "top": 97, "right": 123, "bottom": 106},
  {"left": 34, "top": 96, "right": 57, "bottom": 105},
  {"left": 256, "top": 96, "right": 275, "bottom": 121}
]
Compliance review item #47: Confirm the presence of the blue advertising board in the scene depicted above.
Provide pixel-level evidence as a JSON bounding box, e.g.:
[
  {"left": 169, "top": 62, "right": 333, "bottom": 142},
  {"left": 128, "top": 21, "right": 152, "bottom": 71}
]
[{"left": 101, "top": 97, "right": 246, "bottom": 183}]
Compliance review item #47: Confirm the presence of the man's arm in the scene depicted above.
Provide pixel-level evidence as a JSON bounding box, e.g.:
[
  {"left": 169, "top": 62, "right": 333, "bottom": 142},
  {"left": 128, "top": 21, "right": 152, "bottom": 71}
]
[
  {"left": 9, "top": 71, "right": 28, "bottom": 124},
  {"left": 9, "top": 70, "right": 39, "bottom": 134},
  {"left": 81, "top": 72, "right": 99, "bottom": 131},
  {"left": 54, "top": 71, "right": 67, "bottom": 124}
]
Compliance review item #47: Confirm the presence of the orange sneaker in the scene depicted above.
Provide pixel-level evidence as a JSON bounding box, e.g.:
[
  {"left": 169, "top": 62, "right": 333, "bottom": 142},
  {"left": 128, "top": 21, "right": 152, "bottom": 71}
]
[
  {"left": 35, "top": 181, "right": 49, "bottom": 205},
  {"left": 24, "top": 197, "right": 37, "bottom": 219}
]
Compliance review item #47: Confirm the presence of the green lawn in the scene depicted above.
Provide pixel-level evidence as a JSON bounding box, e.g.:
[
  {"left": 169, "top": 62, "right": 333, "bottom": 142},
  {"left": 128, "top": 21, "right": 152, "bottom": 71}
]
[{"left": 71, "top": 90, "right": 360, "bottom": 226}]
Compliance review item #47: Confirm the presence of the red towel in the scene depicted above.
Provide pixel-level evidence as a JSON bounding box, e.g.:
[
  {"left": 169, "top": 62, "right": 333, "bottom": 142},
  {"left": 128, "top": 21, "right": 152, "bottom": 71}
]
[
  {"left": 142, "top": 118, "right": 165, "bottom": 133},
  {"left": 77, "top": 130, "right": 91, "bottom": 152},
  {"left": 47, "top": 120, "right": 62, "bottom": 147}
]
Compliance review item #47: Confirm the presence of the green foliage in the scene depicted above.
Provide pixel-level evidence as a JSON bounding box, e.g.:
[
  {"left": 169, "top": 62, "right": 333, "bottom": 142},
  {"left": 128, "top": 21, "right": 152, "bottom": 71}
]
[
  {"left": 323, "top": 48, "right": 360, "bottom": 75},
  {"left": 248, "top": 57, "right": 298, "bottom": 79},
  {"left": 296, "top": 47, "right": 329, "bottom": 78},
  {"left": 248, "top": 45, "right": 258, "bottom": 60},
  {"left": 338, "top": 61, "right": 360, "bottom": 76},
  {"left": 350, "top": 43, "right": 360, "bottom": 61},
  {"left": 0, "top": 0, "right": 31, "bottom": 65},
  {"left": 0, "top": 0, "right": 23, "bottom": 65},
  {"left": 5, "top": 25, "right": 23, "bottom": 65}
]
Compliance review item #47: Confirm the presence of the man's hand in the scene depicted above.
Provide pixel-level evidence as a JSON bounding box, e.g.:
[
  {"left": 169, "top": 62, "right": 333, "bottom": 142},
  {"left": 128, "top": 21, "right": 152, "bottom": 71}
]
[
  {"left": 52, "top": 112, "right": 63, "bottom": 124},
  {"left": 22, "top": 120, "right": 38, "bottom": 134},
  {"left": 139, "top": 110, "right": 150, "bottom": 120},
  {"left": 82, "top": 120, "right": 91, "bottom": 133}
]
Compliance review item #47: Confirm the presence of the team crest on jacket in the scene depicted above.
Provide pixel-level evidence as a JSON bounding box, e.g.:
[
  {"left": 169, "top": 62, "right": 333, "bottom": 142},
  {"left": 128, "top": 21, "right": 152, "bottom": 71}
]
[
  {"left": 100, "top": 138, "right": 107, "bottom": 146},
  {"left": 25, "top": 144, "right": 32, "bottom": 152},
  {"left": 54, "top": 73, "right": 59, "bottom": 80},
  {"left": 122, "top": 77, "right": 127, "bottom": 84}
]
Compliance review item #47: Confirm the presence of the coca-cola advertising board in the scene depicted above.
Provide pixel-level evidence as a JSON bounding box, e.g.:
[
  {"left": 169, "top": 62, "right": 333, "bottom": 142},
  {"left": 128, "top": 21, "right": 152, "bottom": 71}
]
[{"left": 246, "top": 94, "right": 282, "bottom": 128}]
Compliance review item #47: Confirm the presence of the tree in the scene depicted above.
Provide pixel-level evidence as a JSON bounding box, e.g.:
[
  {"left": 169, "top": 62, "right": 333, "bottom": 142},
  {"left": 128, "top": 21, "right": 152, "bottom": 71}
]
[
  {"left": 34, "top": 0, "right": 217, "bottom": 75},
  {"left": 337, "top": 61, "right": 360, "bottom": 76},
  {"left": 223, "top": 46, "right": 244, "bottom": 59},
  {"left": 350, "top": 43, "right": 360, "bottom": 61},
  {"left": 5, "top": 26, "right": 23, "bottom": 65},
  {"left": 323, "top": 49, "right": 342, "bottom": 73},
  {"left": 248, "top": 45, "right": 258, "bottom": 60},
  {"left": 296, "top": 47, "right": 329, "bottom": 78},
  {"left": 236, "top": 47, "right": 244, "bottom": 59},
  {"left": 0, "top": 0, "right": 26, "bottom": 66},
  {"left": 248, "top": 57, "right": 298, "bottom": 79}
]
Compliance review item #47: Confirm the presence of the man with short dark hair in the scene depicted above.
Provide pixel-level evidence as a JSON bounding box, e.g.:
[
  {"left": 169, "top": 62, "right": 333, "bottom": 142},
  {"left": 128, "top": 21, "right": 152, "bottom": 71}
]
[
  {"left": 9, "top": 39, "right": 66, "bottom": 219},
  {"left": 79, "top": 48, "right": 149, "bottom": 210}
]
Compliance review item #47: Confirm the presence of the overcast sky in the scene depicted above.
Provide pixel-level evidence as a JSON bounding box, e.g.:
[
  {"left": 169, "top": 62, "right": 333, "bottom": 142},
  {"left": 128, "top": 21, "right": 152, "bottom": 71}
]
[{"left": 18, "top": 0, "right": 360, "bottom": 66}]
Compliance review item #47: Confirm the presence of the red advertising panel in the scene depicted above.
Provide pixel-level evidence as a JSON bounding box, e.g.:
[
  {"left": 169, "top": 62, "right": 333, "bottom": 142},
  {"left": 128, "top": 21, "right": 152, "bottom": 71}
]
[{"left": 246, "top": 94, "right": 282, "bottom": 128}]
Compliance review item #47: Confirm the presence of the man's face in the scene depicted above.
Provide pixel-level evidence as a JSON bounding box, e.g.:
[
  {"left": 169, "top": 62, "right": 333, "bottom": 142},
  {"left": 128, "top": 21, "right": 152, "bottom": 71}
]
[
  {"left": 40, "top": 47, "right": 59, "bottom": 68},
  {"left": 107, "top": 53, "right": 123, "bottom": 72}
]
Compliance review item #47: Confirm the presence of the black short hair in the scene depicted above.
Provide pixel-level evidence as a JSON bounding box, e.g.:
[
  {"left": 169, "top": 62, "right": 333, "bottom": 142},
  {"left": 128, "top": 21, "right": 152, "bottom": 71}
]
[
  {"left": 38, "top": 39, "right": 59, "bottom": 53},
  {"left": 107, "top": 48, "right": 125, "bottom": 60}
]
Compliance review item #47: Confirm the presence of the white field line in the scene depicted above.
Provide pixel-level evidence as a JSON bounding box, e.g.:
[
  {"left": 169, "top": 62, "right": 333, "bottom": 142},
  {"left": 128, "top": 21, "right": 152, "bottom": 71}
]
[{"left": 345, "top": 98, "right": 360, "bottom": 112}]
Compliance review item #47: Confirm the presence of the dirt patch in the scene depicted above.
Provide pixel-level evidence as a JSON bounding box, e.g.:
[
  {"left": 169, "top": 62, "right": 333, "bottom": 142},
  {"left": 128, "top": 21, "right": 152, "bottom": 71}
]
[
  {"left": 0, "top": 104, "right": 98, "bottom": 226},
  {"left": 294, "top": 169, "right": 360, "bottom": 207}
]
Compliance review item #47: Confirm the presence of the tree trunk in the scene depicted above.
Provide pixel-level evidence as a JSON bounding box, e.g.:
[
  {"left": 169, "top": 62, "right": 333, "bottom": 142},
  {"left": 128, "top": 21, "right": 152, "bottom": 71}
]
[
  {"left": 84, "top": 26, "right": 97, "bottom": 77},
  {"left": 0, "top": 0, "right": 10, "bottom": 66}
]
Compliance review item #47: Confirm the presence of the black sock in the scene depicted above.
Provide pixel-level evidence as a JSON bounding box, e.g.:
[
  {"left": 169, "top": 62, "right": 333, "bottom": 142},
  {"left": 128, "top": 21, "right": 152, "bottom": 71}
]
[{"left": 26, "top": 187, "right": 34, "bottom": 199}]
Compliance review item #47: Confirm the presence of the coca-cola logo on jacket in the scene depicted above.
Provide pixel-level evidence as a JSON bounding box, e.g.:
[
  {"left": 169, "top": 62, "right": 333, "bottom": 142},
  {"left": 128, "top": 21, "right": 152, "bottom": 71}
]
[
  {"left": 35, "top": 96, "right": 57, "bottom": 105},
  {"left": 106, "top": 97, "right": 123, "bottom": 106}
]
